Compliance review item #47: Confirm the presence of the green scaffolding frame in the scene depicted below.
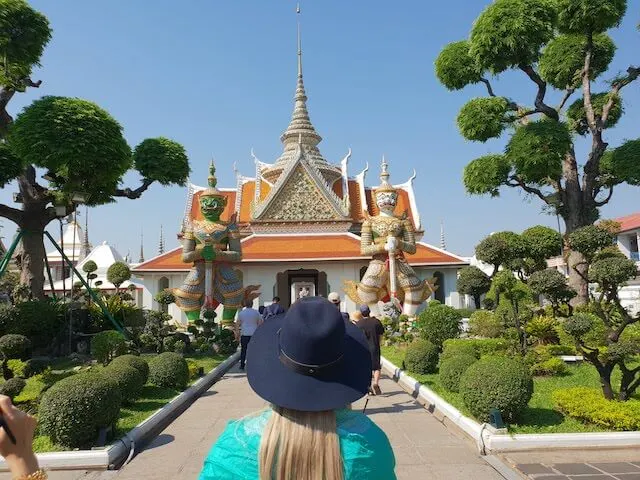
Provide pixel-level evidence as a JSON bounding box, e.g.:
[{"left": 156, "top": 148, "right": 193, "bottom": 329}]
[{"left": 0, "top": 229, "right": 126, "bottom": 336}]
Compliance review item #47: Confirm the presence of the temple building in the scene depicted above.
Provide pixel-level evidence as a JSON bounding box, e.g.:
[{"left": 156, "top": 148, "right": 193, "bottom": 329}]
[{"left": 132, "top": 24, "right": 468, "bottom": 323}]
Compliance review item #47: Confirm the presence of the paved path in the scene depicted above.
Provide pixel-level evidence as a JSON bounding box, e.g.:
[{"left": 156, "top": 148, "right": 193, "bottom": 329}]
[
  {"left": 5, "top": 367, "right": 508, "bottom": 479},
  {"left": 501, "top": 449, "right": 640, "bottom": 479}
]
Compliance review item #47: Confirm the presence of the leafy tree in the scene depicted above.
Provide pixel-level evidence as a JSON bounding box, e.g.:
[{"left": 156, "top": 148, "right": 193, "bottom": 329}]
[
  {"left": 107, "top": 262, "right": 131, "bottom": 292},
  {"left": 547, "top": 224, "right": 640, "bottom": 400},
  {"left": 528, "top": 269, "right": 576, "bottom": 316},
  {"left": 475, "top": 231, "right": 525, "bottom": 276},
  {"left": 436, "top": 0, "right": 639, "bottom": 303},
  {"left": 0, "top": 2, "right": 190, "bottom": 300},
  {"left": 456, "top": 266, "right": 491, "bottom": 308}
]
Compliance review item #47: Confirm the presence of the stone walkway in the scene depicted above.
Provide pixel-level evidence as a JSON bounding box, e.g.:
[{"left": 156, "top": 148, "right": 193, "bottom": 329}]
[
  {"left": 501, "top": 450, "right": 640, "bottom": 479},
  {"left": 11, "top": 366, "right": 508, "bottom": 479}
]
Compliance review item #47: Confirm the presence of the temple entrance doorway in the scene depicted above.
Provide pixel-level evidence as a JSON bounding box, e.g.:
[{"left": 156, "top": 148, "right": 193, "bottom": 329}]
[{"left": 275, "top": 269, "right": 328, "bottom": 308}]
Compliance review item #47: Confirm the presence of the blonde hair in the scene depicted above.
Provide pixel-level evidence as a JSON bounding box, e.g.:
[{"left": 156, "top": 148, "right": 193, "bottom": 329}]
[
  {"left": 258, "top": 406, "right": 344, "bottom": 480},
  {"left": 350, "top": 311, "right": 363, "bottom": 324}
]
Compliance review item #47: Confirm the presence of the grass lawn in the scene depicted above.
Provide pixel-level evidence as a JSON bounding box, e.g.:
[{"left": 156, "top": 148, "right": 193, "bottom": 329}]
[
  {"left": 381, "top": 344, "right": 637, "bottom": 434},
  {"left": 17, "top": 352, "right": 229, "bottom": 452}
]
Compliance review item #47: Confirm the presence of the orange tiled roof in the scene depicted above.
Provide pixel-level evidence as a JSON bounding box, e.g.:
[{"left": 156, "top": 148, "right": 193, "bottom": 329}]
[
  {"left": 133, "top": 234, "right": 466, "bottom": 271},
  {"left": 614, "top": 212, "right": 640, "bottom": 233}
]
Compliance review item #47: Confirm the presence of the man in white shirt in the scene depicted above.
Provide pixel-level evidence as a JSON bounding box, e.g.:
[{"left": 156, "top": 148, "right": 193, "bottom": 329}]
[{"left": 236, "top": 300, "right": 263, "bottom": 371}]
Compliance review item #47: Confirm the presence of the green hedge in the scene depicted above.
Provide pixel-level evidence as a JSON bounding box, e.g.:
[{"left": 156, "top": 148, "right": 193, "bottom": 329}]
[
  {"left": 404, "top": 339, "right": 439, "bottom": 374},
  {"left": 442, "top": 338, "right": 514, "bottom": 360},
  {"left": 439, "top": 354, "right": 478, "bottom": 392},
  {"left": 148, "top": 352, "right": 189, "bottom": 389},
  {"left": 4, "top": 301, "right": 64, "bottom": 350},
  {"left": 460, "top": 356, "right": 533, "bottom": 423},
  {"left": 110, "top": 354, "right": 149, "bottom": 384},
  {"left": 39, "top": 373, "right": 122, "bottom": 448},
  {"left": 104, "top": 363, "right": 144, "bottom": 404},
  {"left": 554, "top": 387, "right": 640, "bottom": 431}
]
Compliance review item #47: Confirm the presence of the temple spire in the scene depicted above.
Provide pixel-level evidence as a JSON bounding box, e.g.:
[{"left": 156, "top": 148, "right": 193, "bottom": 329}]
[
  {"left": 297, "top": 3, "right": 302, "bottom": 77},
  {"left": 138, "top": 229, "right": 145, "bottom": 263},
  {"left": 158, "top": 225, "right": 165, "bottom": 255},
  {"left": 440, "top": 220, "right": 447, "bottom": 251},
  {"left": 81, "top": 206, "right": 91, "bottom": 258}
]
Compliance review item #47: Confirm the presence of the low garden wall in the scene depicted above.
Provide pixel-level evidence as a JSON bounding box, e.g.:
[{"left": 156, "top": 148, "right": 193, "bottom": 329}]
[{"left": 382, "top": 356, "right": 640, "bottom": 453}]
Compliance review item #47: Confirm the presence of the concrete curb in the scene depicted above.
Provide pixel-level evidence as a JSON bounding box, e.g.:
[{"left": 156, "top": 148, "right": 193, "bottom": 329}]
[
  {"left": 0, "top": 352, "right": 239, "bottom": 472},
  {"left": 381, "top": 356, "right": 640, "bottom": 454}
]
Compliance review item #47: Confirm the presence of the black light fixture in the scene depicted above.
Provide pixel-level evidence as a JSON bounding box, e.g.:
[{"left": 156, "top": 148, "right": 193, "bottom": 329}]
[{"left": 489, "top": 408, "right": 505, "bottom": 429}]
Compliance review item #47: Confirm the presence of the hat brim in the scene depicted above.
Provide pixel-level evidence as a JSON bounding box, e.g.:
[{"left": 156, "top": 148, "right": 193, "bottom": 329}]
[{"left": 246, "top": 314, "right": 372, "bottom": 411}]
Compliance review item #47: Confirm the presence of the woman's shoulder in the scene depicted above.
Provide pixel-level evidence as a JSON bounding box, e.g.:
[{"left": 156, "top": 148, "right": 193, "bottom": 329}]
[
  {"left": 336, "top": 410, "right": 396, "bottom": 479},
  {"left": 199, "top": 411, "right": 270, "bottom": 480}
]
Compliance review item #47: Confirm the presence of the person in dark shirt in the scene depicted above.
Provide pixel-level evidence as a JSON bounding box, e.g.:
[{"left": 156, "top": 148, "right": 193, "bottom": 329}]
[
  {"left": 356, "top": 305, "right": 385, "bottom": 395},
  {"left": 263, "top": 296, "right": 285, "bottom": 320}
]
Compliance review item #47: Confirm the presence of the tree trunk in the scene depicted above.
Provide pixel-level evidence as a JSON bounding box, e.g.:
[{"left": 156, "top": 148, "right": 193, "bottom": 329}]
[
  {"left": 19, "top": 225, "right": 47, "bottom": 301},
  {"left": 567, "top": 249, "right": 589, "bottom": 305},
  {"left": 473, "top": 295, "right": 481, "bottom": 309},
  {"left": 597, "top": 364, "right": 615, "bottom": 400}
]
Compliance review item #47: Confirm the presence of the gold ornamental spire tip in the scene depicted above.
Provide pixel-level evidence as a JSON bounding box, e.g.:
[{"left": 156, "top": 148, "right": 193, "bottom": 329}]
[
  {"left": 376, "top": 154, "right": 396, "bottom": 193},
  {"left": 297, "top": 3, "right": 302, "bottom": 77}
]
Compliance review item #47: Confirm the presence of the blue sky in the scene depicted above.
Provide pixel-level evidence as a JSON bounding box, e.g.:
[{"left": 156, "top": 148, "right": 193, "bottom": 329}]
[{"left": 1, "top": 0, "right": 639, "bottom": 258}]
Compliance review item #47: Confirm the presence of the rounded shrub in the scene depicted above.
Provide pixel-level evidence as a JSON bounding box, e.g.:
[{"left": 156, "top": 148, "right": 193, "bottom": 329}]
[
  {"left": 104, "top": 363, "right": 144, "bottom": 403},
  {"left": 441, "top": 340, "right": 479, "bottom": 361},
  {"left": 0, "top": 334, "right": 32, "bottom": 360},
  {"left": 110, "top": 354, "right": 149, "bottom": 383},
  {"left": 440, "top": 355, "right": 478, "bottom": 392},
  {"left": 91, "top": 330, "right": 127, "bottom": 365},
  {"left": 460, "top": 357, "right": 533, "bottom": 423},
  {"left": 39, "top": 373, "right": 122, "bottom": 448},
  {"left": 416, "top": 304, "right": 462, "bottom": 349},
  {"left": 0, "top": 377, "right": 26, "bottom": 400},
  {"left": 148, "top": 352, "right": 189, "bottom": 389},
  {"left": 404, "top": 339, "right": 439, "bottom": 374},
  {"left": 468, "top": 310, "right": 503, "bottom": 338}
]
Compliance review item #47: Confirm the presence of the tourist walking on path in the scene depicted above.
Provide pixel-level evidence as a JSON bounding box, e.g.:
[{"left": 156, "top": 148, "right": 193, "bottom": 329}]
[
  {"left": 328, "top": 291, "right": 350, "bottom": 323},
  {"left": 236, "top": 300, "right": 263, "bottom": 371},
  {"left": 200, "top": 296, "right": 397, "bottom": 480},
  {"left": 262, "top": 296, "right": 285, "bottom": 320},
  {"left": 356, "top": 305, "right": 384, "bottom": 395}
]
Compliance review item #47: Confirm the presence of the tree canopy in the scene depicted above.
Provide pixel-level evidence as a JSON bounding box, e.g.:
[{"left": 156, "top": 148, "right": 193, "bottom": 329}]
[
  {"left": 436, "top": 0, "right": 639, "bottom": 303},
  {"left": 0, "top": 0, "right": 191, "bottom": 299}
]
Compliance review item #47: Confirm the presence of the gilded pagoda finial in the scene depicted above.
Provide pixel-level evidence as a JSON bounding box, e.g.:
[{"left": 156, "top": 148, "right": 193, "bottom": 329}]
[
  {"left": 376, "top": 155, "right": 396, "bottom": 193},
  {"left": 202, "top": 159, "right": 222, "bottom": 198}
]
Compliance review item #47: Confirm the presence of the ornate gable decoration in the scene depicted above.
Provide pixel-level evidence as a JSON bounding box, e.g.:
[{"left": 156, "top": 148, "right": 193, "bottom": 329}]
[{"left": 252, "top": 146, "right": 350, "bottom": 222}]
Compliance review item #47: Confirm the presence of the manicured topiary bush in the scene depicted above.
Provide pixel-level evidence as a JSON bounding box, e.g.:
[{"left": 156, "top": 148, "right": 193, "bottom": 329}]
[
  {"left": 404, "top": 339, "right": 439, "bottom": 374},
  {"left": 440, "top": 340, "right": 479, "bottom": 361},
  {"left": 468, "top": 310, "right": 504, "bottom": 338},
  {"left": 148, "top": 352, "right": 189, "bottom": 389},
  {"left": 554, "top": 387, "right": 640, "bottom": 431},
  {"left": 214, "top": 329, "right": 238, "bottom": 355},
  {"left": 442, "top": 338, "right": 514, "bottom": 360},
  {"left": 439, "top": 354, "right": 478, "bottom": 392},
  {"left": 104, "top": 363, "right": 144, "bottom": 404},
  {"left": 91, "top": 330, "right": 127, "bottom": 365},
  {"left": 110, "top": 354, "right": 149, "bottom": 384},
  {"left": 460, "top": 356, "right": 533, "bottom": 423},
  {"left": 39, "top": 373, "right": 122, "bottom": 448},
  {"left": 0, "top": 334, "right": 31, "bottom": 360},
  {"left": 0, "top": 377, "right": 26, "bottom": 400},
  {"left": 531, "top": 357, "right": 568, "bottom": 376},
  {"left": 416, "top": 303, "right": 462, "bottom": 350}
]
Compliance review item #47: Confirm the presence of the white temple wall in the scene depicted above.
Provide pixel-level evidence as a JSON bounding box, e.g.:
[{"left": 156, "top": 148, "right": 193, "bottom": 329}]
[{"left": 136, "top": 262, "right": 467, "bottom": 325}]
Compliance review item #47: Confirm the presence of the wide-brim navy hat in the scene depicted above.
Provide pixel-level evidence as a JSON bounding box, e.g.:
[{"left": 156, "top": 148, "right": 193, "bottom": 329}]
[{"left": 247, "top": 296, "right": 372, "bottom": 411}]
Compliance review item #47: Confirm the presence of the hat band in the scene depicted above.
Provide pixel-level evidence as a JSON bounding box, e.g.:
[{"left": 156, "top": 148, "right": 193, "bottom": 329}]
[{"left": 277, "top": 330, "right": 344, "bottom": 377}]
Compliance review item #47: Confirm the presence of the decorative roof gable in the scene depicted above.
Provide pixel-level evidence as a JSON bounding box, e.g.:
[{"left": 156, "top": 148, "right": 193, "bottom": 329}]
[{"left": 252, "top": 145, "right": 350, "bottom": 223}]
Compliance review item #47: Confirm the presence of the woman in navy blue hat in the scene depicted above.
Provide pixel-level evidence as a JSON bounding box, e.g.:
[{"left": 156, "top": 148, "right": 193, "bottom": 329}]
[{"left": 199, "top": 296, "right": 396, "bottom": 480}]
